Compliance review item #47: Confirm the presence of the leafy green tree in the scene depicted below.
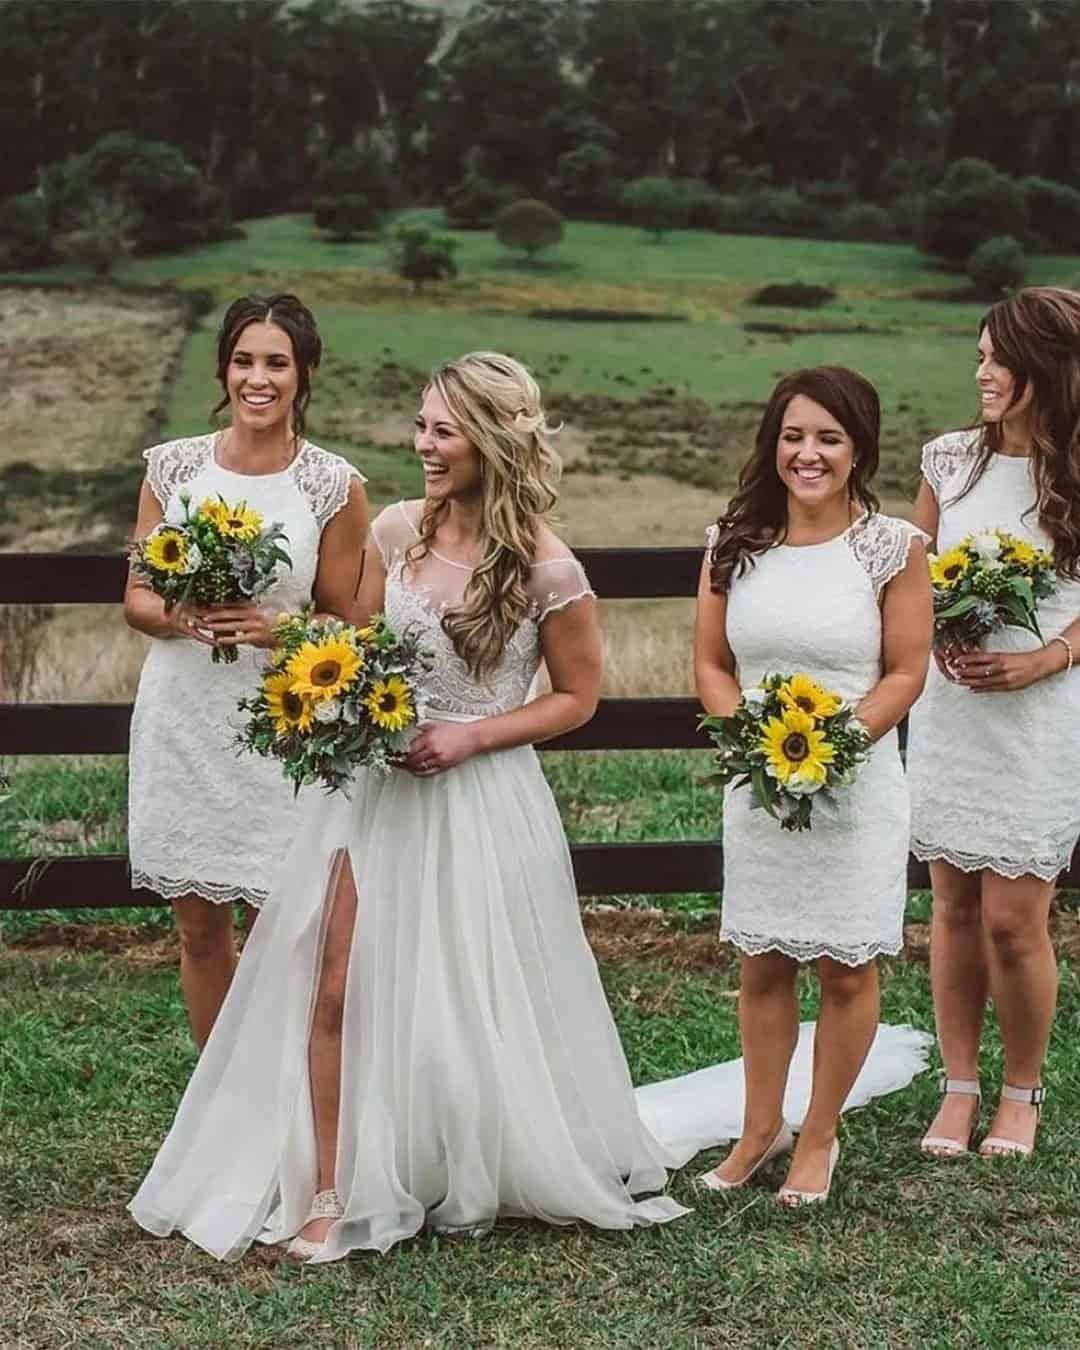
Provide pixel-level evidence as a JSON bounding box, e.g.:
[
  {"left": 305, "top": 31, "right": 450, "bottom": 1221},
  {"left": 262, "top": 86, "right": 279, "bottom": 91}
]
[
  {"left": 1019, "top": 177, "right": 1080, "bottom": 252},
  {"left": 920, "top": 159, "right": 1028, "bottom": 265},
  {"left": 54, "top": 193, "right": 140, "bottom": 275},
  {"left": 0, "top": 191, "right": 51, "bottom": 267},
  {"left": 494, "top": 199, "right": 564, "bottom": 262},
  {"left": 313, "top": 194, "right": 382, "bottom": 242},
  {"left": 967, "top": 235, "right": 1026, "bottom": 300},
  {"left": 444, "top": 172, "right": 514, "bottom": 230},
  {"left": 551, "top": 143, "right": 623, "bottom": 219},
  {"left": 388, "top": 222, "right": 458, "bottom": 293},
  {"left": 41, "top": 132, "right": 231, "bottom": 253},
  {"left": 621, "top": 177, "right": 690, "bottom": 241}
]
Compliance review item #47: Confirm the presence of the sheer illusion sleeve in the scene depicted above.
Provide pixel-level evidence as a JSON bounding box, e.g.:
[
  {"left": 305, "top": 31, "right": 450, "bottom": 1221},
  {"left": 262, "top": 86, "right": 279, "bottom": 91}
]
[
  {"left": 370, "top": 501, "right": 420, "bottom": 569},
  {"left": 528, "top": 555, "right": 596, "bottom": 623}
]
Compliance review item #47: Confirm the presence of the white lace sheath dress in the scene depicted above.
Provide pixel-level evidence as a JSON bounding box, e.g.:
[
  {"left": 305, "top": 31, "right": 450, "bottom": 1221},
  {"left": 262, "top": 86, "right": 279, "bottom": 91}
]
[
  {"left": 709, "top": 513, "right": 926, "bottom": 965},
  {"left": 907, "top": 432, "right": 1080, "bottom": 880},
  {"left": 127, "top": 433, "right": 365, "bottom": 907},
  {"left": 129, "top": 500, "right": 689, "bottom": 1261}
]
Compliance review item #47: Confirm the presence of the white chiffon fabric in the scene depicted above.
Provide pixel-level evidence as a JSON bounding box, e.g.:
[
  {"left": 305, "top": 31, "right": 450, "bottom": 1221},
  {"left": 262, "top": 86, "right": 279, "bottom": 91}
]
[
  {"left": 129, "top": 503, "right": 933, "bottom": 1261},
  {"left": 908, "top": 432, "right": 1080, "bottom": 879}
]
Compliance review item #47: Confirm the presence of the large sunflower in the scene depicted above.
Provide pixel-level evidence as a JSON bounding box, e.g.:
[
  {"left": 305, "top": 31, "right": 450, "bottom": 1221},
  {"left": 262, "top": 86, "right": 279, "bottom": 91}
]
[
  {"left": 263, "top": 670, "right": 314, "bottom": 737},
  {"left": 761, "top": 707, "right": 835, "bottom": 786},
  {"left": 929, "top": 547, "right": 971, "bottom": 589},
  {"left": 1001, "top": 537, "right": 1037, "bottom": 567},
  {"left": 778, "top": 673, "right": 840, "bottom": 720},
  {"left": 143, "top": 527, "right": 191, "bottom": 574},
  {"left": 287, "top": 637, "right": 363, "bottom": 701},
  {"left": 365, "top": 676, "right": 415, "bottom": 731},
  {"left": 201, "top": 497, "right": 262, "bottom": 542}
]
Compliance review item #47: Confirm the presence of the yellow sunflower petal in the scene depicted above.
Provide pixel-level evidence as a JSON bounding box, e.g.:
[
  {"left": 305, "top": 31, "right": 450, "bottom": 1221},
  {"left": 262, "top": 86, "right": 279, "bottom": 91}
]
[
  {"left": 365, "top": 675, "right": 415, "bottom": 731},
  {"left": 778, "top": 673, "right": 841, "bottom": 720},
  {"left": 286, "top": 638, "right": 363, "bottom": 701}
]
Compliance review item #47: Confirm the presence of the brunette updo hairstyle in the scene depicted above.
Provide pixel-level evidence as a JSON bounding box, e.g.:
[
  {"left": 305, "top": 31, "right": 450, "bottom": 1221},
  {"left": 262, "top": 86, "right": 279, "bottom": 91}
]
[
  {"left": 211, "top": 294, "right": 322, "bottom": 442},
  {"left": 708, "top": 366, "right": 882, "bottom": 592}
]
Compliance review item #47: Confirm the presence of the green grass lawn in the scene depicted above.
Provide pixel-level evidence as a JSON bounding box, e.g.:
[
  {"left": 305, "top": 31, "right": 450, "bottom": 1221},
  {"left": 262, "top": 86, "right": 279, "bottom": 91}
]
[{"left": 3, "top": 905, "right": 1078, "bottom": 1347}]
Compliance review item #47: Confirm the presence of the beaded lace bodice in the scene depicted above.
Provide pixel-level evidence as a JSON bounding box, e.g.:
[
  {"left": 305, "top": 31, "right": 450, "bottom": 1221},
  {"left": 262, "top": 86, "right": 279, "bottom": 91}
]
[{"left": 371, "top": 502, "right": 594, "bottom": 719}]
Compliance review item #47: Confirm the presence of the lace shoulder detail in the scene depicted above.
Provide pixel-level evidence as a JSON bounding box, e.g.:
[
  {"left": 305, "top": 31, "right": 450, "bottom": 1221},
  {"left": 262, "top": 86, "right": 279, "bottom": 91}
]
[
  {"left": 921, "top": 430, "right": 978, "bottom": 498},
  {"left": 142, "top": 434, "right": 214, "bottom": 508},
  {"left": 847, "top": 514, "right": 928, "bottom": 595},
  {"left": 528, "top": 554, "right": 595, "bottom": 623},
  {"left": 291, "top": 443, "right": 367, "bottom": 530},
  {"left": 704, "top": 523, "right": 720, "bottom": 555}
]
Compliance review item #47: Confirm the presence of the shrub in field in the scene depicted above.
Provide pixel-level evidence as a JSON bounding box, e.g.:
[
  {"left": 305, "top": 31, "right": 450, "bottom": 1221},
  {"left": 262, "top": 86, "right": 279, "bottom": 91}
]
[
  {"left": 54, "top": 194, "right": 140, "bottom": 276},
  {"left": 967, "top": 235, "right": 1026, "bottom": 299},
  {"left": 887, "top": 192, "right": 926, "bottom": 241},
  {"left": 0, "top": 191, "right": 51, "bottom": 267},
  {"left": 551, "top": 143, "right": 623, "bottom": 219},
  {"left": 388, "top": 222, "right": 458, "bottom": 293},
  {"left": 708, "top": 187, "right": 826, "bottom": 239},
  {"left": 920, "top": 157, "right": 1028, "bottom": 264},
  {"left": 621, "top": 177, "right": 691, "bottom": 240},
  {"left": 444, "top": 172, "right": 514, "bottom": 229},
  {"left": 313, "top": 193, "right": 382, "bottom": 241},
  {"left": 750, "top": 282, "right": 836, "bottom": 308},
  {"left": 494, "top": 199, "right": 564, "bottom": 261},
  {"left": 41, "top": 133, "right": 232, "bottom": 253},
  {"left": 312, "top": 146, "right": 393, "bottom": 212},
  {"left": 833, "top": 202, "right": 894, "bottom": 242},
  {"left": 1019, "top": 176, "right": 1080, "bottom": 252}
]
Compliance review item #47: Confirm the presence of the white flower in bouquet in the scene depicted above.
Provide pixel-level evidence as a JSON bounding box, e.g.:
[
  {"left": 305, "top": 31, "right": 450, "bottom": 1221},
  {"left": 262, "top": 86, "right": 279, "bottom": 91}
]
[
  {"left": 743, "top": 687, "right": 768, "bottom": 711},
  {"left": 313, "top": 697, "right": 343, "bottom": 724},
  {"left": 971, "top": 530, "right": 1002, "bottom": 561}
]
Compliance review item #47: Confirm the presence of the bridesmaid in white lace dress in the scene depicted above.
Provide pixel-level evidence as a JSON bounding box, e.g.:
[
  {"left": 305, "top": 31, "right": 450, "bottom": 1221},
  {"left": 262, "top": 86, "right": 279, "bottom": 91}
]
[
  {"left": 129, "top": 352, "right": 688, "bottom": 1261},
  {"left": 694, "top": 367, "right": 932, "bottom": 1205},
  {"left": 908, "top": 288, "right": 1080, "bottom": 1160},
  {"left": 124, "top": 295, "right": 367, "bottom": 1047}
]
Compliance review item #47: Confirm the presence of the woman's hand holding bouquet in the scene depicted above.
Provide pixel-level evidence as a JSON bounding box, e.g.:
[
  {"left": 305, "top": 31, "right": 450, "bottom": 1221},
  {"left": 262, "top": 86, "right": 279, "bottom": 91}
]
[
  {"left": 129, "top": 494, "right": 292, "bottom": 663},
  {"left": 701, "top": 673, "right": 871, "bottom": 832},
  {"left": 237, "top": 610, "right": 430, "bottom": 793}
]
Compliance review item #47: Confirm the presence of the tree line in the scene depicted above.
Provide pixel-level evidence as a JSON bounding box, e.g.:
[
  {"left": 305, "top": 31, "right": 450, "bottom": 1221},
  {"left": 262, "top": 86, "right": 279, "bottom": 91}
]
[{"left": 3, "top": 0, "right": 1080, "bottom": 276}]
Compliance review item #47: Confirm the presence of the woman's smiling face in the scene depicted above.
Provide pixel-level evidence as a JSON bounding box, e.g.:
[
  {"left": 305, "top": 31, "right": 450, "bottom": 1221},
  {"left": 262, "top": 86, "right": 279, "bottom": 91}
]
[{"left": 775, "top": 394, "right": 856, "bottom": 507}]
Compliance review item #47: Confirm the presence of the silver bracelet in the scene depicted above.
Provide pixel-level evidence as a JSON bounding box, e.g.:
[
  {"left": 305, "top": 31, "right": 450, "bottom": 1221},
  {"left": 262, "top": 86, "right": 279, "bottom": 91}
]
[{"left": 1046, "top": 634, "right": 1074, "bottom": 674}]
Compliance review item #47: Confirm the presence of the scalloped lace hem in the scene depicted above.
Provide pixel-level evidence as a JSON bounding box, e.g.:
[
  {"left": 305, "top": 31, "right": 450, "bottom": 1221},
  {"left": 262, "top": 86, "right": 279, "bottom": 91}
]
[
  {"left": 720, "top": 928, "right": 902, "bottom": 967},
  {"left": 910, "top": 840, "right": 1067, "bottom": 883},
  {"left": 131, "top": 869, "right": 267, "bottom": 908}
]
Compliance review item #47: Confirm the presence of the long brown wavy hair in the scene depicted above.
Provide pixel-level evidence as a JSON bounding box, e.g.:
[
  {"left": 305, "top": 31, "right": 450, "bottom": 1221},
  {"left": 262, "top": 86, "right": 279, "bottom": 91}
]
[
  {"left": 949, "top": 286, "right": 1080, "bottom": 578},
  {"left": 708, "top": 366, "right": 882, "bottom": 592},
  {"left": 407, "top": 352, "right": 561, "bottom": 680}
]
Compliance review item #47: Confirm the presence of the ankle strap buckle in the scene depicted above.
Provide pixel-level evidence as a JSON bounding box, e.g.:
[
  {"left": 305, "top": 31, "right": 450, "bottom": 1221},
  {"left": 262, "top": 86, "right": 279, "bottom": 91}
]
[{"left": 1001, "top": 1083, "right": 1045, "bottom": 1106}]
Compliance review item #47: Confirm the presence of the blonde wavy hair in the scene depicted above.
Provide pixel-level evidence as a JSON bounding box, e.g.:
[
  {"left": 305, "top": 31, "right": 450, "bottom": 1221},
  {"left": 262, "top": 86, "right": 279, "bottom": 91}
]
[{"left": 407, "top": 351, "right": 561, "bottom": 679}]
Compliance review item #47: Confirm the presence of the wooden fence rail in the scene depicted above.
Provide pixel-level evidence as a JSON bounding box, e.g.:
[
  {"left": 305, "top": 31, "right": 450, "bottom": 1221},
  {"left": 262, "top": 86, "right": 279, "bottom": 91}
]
[{"left": 2, "top": 549, "right": 1077, "bottom": 909}]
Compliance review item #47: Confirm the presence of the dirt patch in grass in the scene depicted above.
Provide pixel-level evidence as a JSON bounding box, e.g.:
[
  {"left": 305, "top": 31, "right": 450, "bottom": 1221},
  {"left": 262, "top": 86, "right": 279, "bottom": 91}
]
[
  {"left": 0, "top": 285, "right": 189, "bottom": 472},
  {"left": 14, "top": 907, "right": 1079, "bottom": 968}
]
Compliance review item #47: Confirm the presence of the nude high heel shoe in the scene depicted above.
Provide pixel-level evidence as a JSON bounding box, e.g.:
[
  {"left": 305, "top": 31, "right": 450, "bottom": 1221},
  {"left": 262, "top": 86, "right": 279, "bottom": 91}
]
[
  {"left": 285, "top": 1188, "right": 344, "bottom": 1262},
  {"left": 979, "top": 1083, "right": 1045, "bottom": 1158},
  {"left": 777, "top": 1139, "right": 840, "bottom": 1208},
  {"left": 921, "top": 1077, "right": 981, "bottom": 1158},
  {"left": 696, "top": 1122, "right": 795, "bottom": 1192}
]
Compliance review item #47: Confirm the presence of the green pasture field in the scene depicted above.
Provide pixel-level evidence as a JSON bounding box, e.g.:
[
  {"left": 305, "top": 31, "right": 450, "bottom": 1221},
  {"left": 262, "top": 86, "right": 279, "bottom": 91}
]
[{"left": 4, "top": 219, "right": 1080, "bottom": 1345}]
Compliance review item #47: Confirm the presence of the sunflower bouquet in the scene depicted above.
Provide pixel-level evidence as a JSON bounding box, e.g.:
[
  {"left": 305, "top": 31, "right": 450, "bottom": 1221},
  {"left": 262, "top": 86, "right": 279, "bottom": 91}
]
[
  {"left": 128, "top": 493, "right": 292, "bottom": 664},
  {"left": 929, "top": 529, "right": 1057, "bottom": 651},
  {"left": 701, "top": 673, "right": 872, "bottom": 832},
  {"left": 236, "top": 609, "right": 430, "bottom": 794}
]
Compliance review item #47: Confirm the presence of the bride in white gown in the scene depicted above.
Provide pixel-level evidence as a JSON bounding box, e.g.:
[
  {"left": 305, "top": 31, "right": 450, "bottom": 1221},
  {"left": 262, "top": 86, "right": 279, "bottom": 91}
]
[{"left": 129, "top": 353, "right": 931, "bottom": 1263}]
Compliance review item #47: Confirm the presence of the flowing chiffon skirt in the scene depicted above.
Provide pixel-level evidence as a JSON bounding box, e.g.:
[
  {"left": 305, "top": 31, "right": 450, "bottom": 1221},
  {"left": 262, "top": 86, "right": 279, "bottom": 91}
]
[{"left": 129, "top": 744, "right": 932, "bottom": 1262}]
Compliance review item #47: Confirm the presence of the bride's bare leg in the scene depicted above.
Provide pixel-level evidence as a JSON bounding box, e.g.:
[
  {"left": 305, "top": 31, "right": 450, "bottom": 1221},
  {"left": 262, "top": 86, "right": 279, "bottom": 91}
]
[
  {"left": 296, "top": 853, "right": 358, "bottom": 1244},
  {"left": 173, "top": 895, "right": 237, "bottom": 1049},
  {"left": 709, "top": 950, "right": 799, "bottom": 1183}
]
